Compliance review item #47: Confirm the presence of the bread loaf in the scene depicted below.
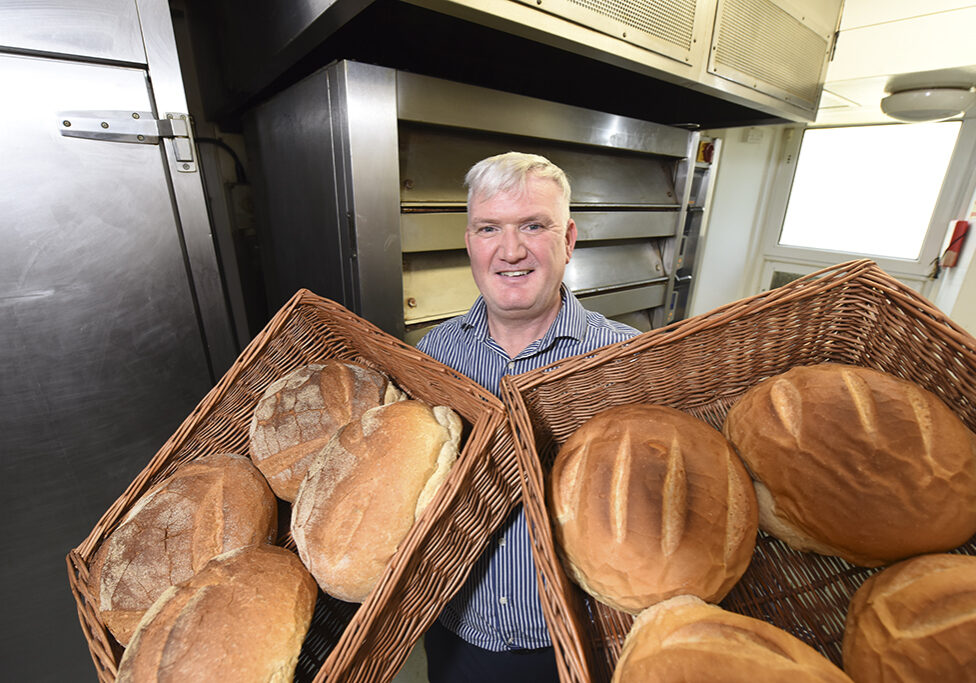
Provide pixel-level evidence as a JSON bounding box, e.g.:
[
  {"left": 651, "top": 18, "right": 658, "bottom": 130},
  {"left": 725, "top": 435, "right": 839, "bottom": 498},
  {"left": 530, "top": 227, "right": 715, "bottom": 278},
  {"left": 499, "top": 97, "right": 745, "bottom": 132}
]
[
  {"left": 116, "top": 544, "right": 318, "bottom": 683},
  {"left": 89, "top": 452, "right": 277, "bottom": 645},
  {"left": 722, "top": 363, "right": 976, "bottom": 566},
  {"left": 292, "top": 400, "right": 462, "bottom": 602},
  {"left": 843, "top": 553, "right": 976, "bottom": 682},
  {"left": 249, "top": 360, "right": 405, "bottom": 501},
  {"left": 548, "top": 404, "right": 758, "bottom": 614},
  {"left": 612, "top": 595, "right": 854, "bottom": 682}
]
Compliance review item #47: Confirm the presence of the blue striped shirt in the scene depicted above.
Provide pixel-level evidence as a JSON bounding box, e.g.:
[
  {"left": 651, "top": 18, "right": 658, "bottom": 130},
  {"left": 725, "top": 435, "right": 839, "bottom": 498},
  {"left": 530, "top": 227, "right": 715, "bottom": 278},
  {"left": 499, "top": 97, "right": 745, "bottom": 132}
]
[{"left": 416, "top": 286, "right": 639, "bottom": 651}]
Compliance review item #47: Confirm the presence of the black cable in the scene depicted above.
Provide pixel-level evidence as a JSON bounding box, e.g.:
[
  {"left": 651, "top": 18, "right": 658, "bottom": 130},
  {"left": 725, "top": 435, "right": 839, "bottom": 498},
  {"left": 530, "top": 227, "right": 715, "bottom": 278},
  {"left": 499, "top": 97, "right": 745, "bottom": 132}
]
[{"left": 196, "top": 136, "right": 248, "bottom": 184}]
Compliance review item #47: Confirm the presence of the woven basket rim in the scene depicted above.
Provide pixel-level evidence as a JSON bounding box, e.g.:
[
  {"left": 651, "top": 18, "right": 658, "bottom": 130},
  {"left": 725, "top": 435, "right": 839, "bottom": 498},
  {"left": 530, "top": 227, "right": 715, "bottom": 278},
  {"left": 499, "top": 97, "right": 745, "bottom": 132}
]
[
  {"left": 507, "top": 259, "right": 976, "bottom": 396},
  {"left": 498, "top": 257, "right": 976, "bottom": 682},
  {"left": 67, "top": 288, "right": 517, "bottom": 683}
]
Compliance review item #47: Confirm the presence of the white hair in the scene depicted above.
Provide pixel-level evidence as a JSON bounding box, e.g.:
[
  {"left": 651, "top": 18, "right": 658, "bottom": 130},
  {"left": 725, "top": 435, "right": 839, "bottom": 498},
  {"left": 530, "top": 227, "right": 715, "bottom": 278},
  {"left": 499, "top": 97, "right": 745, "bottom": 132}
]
[{"left": 464, "top": 152, "right": 571, "bottom": 212}]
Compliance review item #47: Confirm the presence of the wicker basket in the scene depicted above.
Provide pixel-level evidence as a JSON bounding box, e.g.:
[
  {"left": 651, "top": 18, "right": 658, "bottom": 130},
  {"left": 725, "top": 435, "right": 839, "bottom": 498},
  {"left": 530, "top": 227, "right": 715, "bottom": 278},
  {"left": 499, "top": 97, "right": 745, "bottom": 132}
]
[
  {"left": 499, "top": 259, "right": 976, "bottom": 683},
  {"left": 67, "top": 289, "right": 520, "bottom": 682}
]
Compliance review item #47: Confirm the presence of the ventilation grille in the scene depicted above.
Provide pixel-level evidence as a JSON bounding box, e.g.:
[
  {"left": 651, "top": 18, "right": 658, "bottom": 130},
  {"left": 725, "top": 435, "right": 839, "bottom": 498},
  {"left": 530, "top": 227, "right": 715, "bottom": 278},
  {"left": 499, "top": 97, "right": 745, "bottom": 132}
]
[
  {"left": 565, "top": 0, "right": 697, "bottom": 49},
  {"left": 710, "top": 0, "right": 828, "bottom": 107},
  {"left": 515, "top": 0, "right": 698, "bottom": 60}
]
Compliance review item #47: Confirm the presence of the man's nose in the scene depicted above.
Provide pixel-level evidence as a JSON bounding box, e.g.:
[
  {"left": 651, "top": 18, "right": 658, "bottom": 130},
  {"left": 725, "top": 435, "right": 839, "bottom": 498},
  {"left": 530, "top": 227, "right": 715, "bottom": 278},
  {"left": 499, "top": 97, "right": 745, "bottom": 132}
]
[{"left": 499, "top": 227, "right": 527, "bottom": 261}]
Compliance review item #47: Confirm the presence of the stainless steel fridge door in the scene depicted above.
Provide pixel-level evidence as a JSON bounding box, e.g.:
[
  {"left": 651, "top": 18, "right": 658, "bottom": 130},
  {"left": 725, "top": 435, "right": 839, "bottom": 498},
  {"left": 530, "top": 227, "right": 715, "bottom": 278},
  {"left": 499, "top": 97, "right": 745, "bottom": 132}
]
[{"left": 0, "top": 52, "right": 217, "bottom": 679}]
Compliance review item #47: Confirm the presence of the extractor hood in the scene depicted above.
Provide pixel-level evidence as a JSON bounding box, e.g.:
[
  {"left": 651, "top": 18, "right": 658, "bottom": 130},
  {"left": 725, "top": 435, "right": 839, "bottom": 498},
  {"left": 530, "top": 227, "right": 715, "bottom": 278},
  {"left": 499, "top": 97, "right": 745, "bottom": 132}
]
[{"left": 178, "top": 0, "right": 844, "bottom": 129}]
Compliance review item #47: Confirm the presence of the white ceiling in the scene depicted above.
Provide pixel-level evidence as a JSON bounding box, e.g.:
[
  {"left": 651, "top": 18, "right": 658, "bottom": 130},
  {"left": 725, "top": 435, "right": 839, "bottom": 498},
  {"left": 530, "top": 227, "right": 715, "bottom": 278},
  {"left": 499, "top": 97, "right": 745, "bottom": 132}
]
[{"left": 814, "top": 0, "right": 976, "bottom": 126}]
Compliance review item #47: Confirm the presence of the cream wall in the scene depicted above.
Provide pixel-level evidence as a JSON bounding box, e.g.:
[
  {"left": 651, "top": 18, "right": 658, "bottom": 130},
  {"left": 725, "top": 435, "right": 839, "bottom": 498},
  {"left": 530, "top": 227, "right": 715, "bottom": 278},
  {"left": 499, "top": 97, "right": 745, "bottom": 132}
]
[{"left": 687, "top": 125, "right": 787, "bottom": 316}]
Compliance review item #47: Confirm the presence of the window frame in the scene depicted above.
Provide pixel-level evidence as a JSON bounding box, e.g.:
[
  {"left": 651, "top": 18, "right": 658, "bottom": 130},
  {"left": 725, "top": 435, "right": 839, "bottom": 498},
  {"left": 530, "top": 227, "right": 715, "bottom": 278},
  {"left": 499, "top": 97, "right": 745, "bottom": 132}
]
[{"left": 751, "top": 118, "right": 976, "bottom": 297}]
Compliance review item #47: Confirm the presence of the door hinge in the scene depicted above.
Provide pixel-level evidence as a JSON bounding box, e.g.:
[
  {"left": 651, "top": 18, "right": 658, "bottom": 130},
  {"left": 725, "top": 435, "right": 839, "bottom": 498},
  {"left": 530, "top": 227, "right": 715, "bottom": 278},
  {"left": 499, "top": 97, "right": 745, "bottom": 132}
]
[{"left": 58, "top": 111, "right": 197, "bottom": 172}]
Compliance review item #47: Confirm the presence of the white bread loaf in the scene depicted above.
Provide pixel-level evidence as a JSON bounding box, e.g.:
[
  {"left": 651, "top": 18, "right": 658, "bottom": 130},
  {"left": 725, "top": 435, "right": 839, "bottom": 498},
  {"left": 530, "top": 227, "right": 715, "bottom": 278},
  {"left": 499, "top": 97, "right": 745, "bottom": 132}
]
[
  {"left": 248, "top": 360, "right": 405, "bottom": 501},
  {"left": 612, "top": 595, "right": 854, "bottom": 682},
  {"left": 843, "top": 553, "right": 976, "bottom": 682},
  {"left": 548, "top": 404, "right": 758, "bottom": 614},
  {"left": 291, "top": 399, "right": 462, "bottom": 602},
  {"left": 722, "top": 363, "right": 976, "bottom": 567},
  {"left": 116, "top": 544, "right": 318, "bottom": 683},
  {"left": 89, "top": 452, "right": 277, "bottom": 645}
]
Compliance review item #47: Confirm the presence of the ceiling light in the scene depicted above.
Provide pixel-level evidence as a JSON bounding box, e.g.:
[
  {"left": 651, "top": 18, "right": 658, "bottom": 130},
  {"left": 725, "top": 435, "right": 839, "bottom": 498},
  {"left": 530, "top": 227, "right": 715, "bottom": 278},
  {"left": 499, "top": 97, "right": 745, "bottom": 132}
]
[{"left": 881, "top": 87, "right": 976, "bottom": 122}]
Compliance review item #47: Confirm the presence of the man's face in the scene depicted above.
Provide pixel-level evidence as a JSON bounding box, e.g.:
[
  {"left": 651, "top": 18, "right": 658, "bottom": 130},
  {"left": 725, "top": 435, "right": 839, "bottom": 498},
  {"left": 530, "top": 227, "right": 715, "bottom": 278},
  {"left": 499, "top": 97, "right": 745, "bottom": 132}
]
[{"left": 465, "top": 175, "right": 577, "bottom": 327}]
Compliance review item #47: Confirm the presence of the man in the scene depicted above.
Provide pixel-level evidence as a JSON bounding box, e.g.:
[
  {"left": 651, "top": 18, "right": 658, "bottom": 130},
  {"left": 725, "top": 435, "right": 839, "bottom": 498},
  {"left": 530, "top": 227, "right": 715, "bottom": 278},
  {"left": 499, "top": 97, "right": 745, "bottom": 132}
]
[{"left": 417, "top": 152, "right": 639, "bottom": 681}]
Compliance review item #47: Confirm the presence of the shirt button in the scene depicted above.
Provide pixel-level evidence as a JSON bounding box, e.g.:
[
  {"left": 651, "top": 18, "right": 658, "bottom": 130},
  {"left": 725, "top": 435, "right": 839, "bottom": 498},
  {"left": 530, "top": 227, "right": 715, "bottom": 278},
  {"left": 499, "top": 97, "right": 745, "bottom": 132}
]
[
  {"left": 498, "top": 537, "right": 506, "bottom": 547},
  {"left": 499, "top": 596, "right": 508, "bottom": 605},
  {"left": 507, "top": 637, "right": 514, "bottom": 644},
  {"left": 507, "top": 361, "right": 514, "bottom": 370}
]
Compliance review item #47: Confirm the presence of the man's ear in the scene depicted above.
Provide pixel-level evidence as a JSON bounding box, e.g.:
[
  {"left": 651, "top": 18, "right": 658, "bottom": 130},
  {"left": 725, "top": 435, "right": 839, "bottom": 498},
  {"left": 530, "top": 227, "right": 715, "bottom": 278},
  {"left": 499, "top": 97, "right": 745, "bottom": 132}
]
[{"left": 564, "top": 219, "right": 578, "bottom": 263}]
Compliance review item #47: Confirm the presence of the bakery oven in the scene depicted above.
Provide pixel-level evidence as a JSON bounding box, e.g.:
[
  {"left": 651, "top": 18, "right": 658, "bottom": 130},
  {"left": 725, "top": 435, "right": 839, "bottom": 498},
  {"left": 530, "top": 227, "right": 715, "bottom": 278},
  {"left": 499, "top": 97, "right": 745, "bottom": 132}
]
[{"left": 245, "top": 60, "right": 708, "bottom": 343}]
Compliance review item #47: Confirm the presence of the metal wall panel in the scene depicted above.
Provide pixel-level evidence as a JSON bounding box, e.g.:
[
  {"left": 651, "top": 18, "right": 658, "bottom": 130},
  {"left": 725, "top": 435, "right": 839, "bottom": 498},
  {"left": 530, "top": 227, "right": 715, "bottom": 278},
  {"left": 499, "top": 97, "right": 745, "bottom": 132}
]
[
  {"left": 400, "top": 210, "right": 679, "bottom": 252},
  {"left": 0, "top": 53, "right": 215, "bottom": 679},
  {"left": 0, "top": 0, "right": 146, "bottom": 63},
  {"left": 402, "top": 240, "right": 667, "bottom": 325},
  {"left": 396, "top": 69, "right": 691, "bottom": 158},
  {"left": 246, "top": 67, "right": 351, "bottom": 311},
  {"left": 399, "top": 124, "right": 682, "bottom": 207}
]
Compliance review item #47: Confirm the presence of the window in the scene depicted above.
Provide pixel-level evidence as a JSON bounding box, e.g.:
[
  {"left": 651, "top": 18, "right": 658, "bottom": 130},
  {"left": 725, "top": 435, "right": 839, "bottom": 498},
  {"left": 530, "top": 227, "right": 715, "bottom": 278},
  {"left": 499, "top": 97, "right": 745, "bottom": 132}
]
[{"left": 779, "top": 122, "right": 961, "bottom": 260}]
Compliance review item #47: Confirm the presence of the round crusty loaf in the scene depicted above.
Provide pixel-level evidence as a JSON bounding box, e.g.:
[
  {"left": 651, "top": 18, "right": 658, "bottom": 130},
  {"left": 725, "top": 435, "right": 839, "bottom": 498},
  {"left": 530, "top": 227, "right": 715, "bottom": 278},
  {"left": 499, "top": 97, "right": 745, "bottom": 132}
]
[
  {"left": 291, "top": 399, "right": 462, "bottom": 602},
  {"left": 89, "top": 452, "right": 277, "bottom": 645},
  {"left": 248, "top": 360, "right": 405, "bottom": 502},
  {"left": 843, "top": 553, "right": 976, "bottom": 682},
  {"left": 548, "top": 404, "right": 758, "bottom": 614},
  {"left": 612, "top": 595, "right": 854, "bottom": 682},
  {"left": 116, "top": 544, "right": 318, "bottom": 683},
  {"left": 722, "top": 363, "right": 976, "bottom": 567}
]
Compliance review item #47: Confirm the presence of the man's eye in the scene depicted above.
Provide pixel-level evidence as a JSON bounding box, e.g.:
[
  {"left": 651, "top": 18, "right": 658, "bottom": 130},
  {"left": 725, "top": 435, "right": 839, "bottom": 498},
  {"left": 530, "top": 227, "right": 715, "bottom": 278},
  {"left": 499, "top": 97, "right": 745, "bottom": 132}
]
[
  {"left": 477, "top": 225, "right": 498, "bottom": 234},
  {"left": 523, "top": 223, "right": 544, "bottom": 232}
]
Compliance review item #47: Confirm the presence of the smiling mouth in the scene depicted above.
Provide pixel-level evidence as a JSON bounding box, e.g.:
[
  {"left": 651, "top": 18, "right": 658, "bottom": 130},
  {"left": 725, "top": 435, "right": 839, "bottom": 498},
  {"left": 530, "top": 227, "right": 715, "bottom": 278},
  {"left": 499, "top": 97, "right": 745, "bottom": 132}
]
[{"left": 497, "top": 270, "right": 532, "bottom": 277}]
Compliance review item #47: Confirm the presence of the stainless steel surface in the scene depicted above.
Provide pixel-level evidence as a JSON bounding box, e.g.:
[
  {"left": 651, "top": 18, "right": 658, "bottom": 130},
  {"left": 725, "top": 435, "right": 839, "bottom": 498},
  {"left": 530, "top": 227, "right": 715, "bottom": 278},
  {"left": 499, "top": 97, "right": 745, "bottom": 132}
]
[
  {"left": 400, "top": 210, "right": 679, "bottom": 253},
  {"left": 3, "top": 3, "right": 239, "bottom": 679},
  {"left": 574, "top": 211, "right": 680, "bottom": 241},
  {"left": 403, "top": 250, "right": 479, "bottom": 324},
  {"left": 402, "top": 237, "right": 669, "bottom": 324},
  {"left": 579, "top": 283, "right": 667, "bottom": 319},
  {"left": 398, "top": 123, "right": 683, "bottom": 206},
  {"left": 139, "top": 0, "right": 238, "bottom": 371},
  {"left": 401, "top": 212, "right": 467, "bottom": 253},
  {"left": 397, "top": 70, "right": 690, "bottom": 158},
  {"left": 512, "top": 0, "right": 701, "bottom": 65},
  {"left": 250, "top": 60, "right": 695, "bottom": 343},
  {"left": 565, "top": 242, "right": 668, "bottom": 294},
  {"left": 656, "top": 129, "right": 699, "bottom": 326},
  {"left": 0, "top": 0, "right": 146, "bottom": 63},
  {"left": 0, "top": 51, "right": 215, "bottom": 680},
  {"left": 245, "top": 66, "right": 351, "bottom": 310},
  {"left": 332, "top": 61, "right": 404, "bottom": 335},
  {"left": 409, "top": 0, "right": 842, "bottom": 121},
  {"left": 58, "top": 110, "right": 195, "bottom": 168},
  {"left": 245, "top": 61, "right": 405, "bottom": 337},
  {"left": 708, "top": 0, "right": 839, "bottom": 110}
]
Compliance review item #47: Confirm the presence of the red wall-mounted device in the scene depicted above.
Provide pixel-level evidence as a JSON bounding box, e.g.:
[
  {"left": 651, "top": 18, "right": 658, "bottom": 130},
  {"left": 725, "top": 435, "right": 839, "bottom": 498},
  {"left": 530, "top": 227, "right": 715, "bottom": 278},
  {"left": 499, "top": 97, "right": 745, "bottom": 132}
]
[{"left": 941, "top": 220, "right": 970, "bottom": 268}]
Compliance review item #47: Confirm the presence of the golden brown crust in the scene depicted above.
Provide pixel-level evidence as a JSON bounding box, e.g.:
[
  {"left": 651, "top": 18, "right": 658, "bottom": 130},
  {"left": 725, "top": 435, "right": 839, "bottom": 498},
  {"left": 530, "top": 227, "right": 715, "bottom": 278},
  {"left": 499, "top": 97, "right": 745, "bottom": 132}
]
[
  {"left": 548, "top": 404, "right": 758, "bottom": 614},
  {"left": 612, "top": 595, "right": 853, "bottom": 682},
  {"left": 722, "top": 363, "right": 976, "bottom": 566},
  {"left": 291, "top": 400, "right": 461, "bottom": 602},
  {"left": 842, "top": 553, "right": 976, "bottom": 682},
  {"left": 89, "top": 453, "right": 277, "bottom": 645},
  {"left": 116, "top": 545, "right": 318, "bottom": 683},
  {"left": 248, "top": 360, "right": 404, "bottom": 502}
]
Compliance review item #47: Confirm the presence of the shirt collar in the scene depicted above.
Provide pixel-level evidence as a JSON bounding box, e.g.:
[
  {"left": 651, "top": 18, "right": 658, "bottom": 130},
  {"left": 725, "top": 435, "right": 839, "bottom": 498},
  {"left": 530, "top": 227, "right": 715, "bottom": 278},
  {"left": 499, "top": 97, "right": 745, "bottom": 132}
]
[{"left": 459, "top": 285, "right": 587, "bottom": 348}]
